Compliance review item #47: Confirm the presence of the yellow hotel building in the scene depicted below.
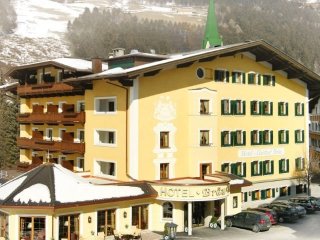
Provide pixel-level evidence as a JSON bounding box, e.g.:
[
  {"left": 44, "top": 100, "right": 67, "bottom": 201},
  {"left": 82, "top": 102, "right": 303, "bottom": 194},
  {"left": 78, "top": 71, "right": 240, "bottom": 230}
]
[{"left": 1, "top": 1, "right": 320, "bottom": 239}]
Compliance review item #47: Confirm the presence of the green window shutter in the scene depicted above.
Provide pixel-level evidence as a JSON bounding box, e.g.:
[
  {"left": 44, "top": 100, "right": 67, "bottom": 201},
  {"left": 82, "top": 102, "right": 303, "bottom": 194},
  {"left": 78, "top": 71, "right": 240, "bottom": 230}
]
[
  {"left": 252, "top": 192, "right": 255, "bottom": 201},
  {"left": 279, "top": 159, "right": 283, "bottom": 173},
  {"left": 221, "top": 100, "right": 225, "bottom": 115},
  {"left": 258, "top": 74, "right": 261, "bottom": 85},
  {"left": 286, "top": 130, "right": 289, "bottom": 144},
  {"left": 295, "top": 103, "right": 298, "bottom": 116},
  {"left": 259, "top": 161, "right": 263, "bottom": 176},
  {"left": 221, "top": 164, "right": 224, "bottom": 172},
  {"left": 242, "top": 101, "right": 246, "bottom": 115},
  {"left": 244, "top": 192, "right": 248, "bottom": 202},
  {"left": 272, "top": 76, "right": 276, "bottom": 86},
  {"left": 251, "top": 161, "right": 255, "bottom": 176},
  {"left": 288, "top": 187, "right": 291, "bottom": 196},
  {"left": 251, "top": 101, "right": 254, "bottom": 115},
  {"left": 248, "top": 74, "right": 253, "bottom": 84},
  {"left": 226, "top": 71, "right": 230, "bottom": 83},
  {"left": 286, "top": 103, "right": 288, "bottom": 115},
  {"left": 302, "top": 130, "right": 305, "bottom": 143},
  {"left": 272, "top": 188, "right": 275, "bottom": 197},
  {"left": 271, "top": 160, "right": 274, "bottom": 174},
  {"left": 242, "top": 163, "right": 246, "bottom": 177},
  {"left": 232, "top": 72, "right": 236, "bottom": 83},
  {"left": 243, "top": 131, "right": 246, "bottom": 146},
  {"left": 231, "top": 100, "right": 236, "bottom": 115},
  {"left": 278, "top": 102, "right": 281, "bottom": 116},
  {"left": 263, "top": 75, "right": 267, "bottom": 85},
  {"left": 263, "top": 161, "right": 267, "bottom": 175},
  {"left": 214, "top": 70, "right": 219, "bottom": 81},
  {"left": 302, "top": 103, "right": 305, "bottom": 116},
  {"left": 221, "top": 132, "right": 225, "bottom": 147},
  {"left": 295, "top": 158, "right": 299, "bottom": 169},
  {"left": 270, "top": 102, "right": 273, "bottom": 115},
  {"left": 242, "top": 73, "right": 246, "bottom": 84},
  {"left": 231, "top": 163, "right": 236, "bottom": 175},
  {"left": 295, "top": 130, "right": 298, "bottom": 143},
  {"left": 259, "top": 131, "right": 263, "bottom": 145},
  {"left": 286, "top": 159, "right": 289, "bottom": 173},
  {"left": 261, "top": 101, "right": 265, "bottom": 115},
  {"left": 271, "top": 130, "right": 273, "bottom": 144},
  {"left": 261, "top": 190, "right": 266, "bottom": 200},
  {"left": 259, "top": 101, "right": 263, "bottom": 115},
  {"left": 231, "top": 131, "right": 236, "bottom": 146},
  {"left": 278, "top": 130, "right": 281, "bottom": 144}
]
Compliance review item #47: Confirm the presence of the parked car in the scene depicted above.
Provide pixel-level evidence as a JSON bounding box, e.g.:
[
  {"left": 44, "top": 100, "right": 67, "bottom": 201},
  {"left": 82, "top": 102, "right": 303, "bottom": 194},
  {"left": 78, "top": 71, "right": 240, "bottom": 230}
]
[
  {"left": 272, "top": 200, "right": 306, "bottom": 218},
  {"left": 225, "top": 210, "right": 271, "bottom": 233},
  {"left": 247, "top": 207, "right": 278, "bottom": 225},
  {"left": 289, "top": 197, "right": 317, "bottom": 213},
  {"left": 259, "top": 203, "right": 299, "bottom": 223}
]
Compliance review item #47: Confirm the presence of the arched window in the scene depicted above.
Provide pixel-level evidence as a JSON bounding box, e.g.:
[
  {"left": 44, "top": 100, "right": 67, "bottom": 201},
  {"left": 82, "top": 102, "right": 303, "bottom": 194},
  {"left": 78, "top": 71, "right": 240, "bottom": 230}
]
[{"left": 163, "top": 202, "right": 173, "bottom": 219}]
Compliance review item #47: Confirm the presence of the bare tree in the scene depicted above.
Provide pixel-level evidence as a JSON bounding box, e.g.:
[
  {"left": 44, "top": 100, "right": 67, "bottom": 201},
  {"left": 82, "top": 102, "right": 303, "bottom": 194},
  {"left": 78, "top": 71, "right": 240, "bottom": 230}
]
[{"left": 294, "top": 149, "right": 320, "bottom": 196}]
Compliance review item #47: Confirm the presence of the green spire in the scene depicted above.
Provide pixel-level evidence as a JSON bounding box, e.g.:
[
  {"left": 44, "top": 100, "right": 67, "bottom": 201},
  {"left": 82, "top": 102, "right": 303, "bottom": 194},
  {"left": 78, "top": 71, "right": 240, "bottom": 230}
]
[{"left": 202, "top": 0, "right": 222, "bottom": 49}]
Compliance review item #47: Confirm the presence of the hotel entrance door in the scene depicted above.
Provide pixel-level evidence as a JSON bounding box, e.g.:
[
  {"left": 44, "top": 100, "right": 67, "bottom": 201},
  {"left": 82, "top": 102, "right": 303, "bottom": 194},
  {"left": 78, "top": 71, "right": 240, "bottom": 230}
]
[{"left": 184, "top": 202, "right": 205, "bottom": 228}]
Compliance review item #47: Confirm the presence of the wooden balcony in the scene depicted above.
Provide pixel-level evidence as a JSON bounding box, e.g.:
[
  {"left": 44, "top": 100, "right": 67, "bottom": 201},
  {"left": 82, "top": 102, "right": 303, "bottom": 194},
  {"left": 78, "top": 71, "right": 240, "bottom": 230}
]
[
  {"left": 18, "top": 111, "right": 85, "bottom": 125},
  {"left": 310, "top": 115, "right": 320, "bottom": 122},
  {"left": 17, "top": 83, "right": 84, "bottom": 97},
  {"left": 17, "top": 137, "right": 85, "bottom": 154}
]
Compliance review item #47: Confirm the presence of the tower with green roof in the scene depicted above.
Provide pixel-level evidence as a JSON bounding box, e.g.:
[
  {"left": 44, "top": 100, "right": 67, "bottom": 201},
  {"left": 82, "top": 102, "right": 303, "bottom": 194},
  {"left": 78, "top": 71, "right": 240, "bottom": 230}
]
[{"left": 202, "top": 0, "right": 222, "bottom": 49}]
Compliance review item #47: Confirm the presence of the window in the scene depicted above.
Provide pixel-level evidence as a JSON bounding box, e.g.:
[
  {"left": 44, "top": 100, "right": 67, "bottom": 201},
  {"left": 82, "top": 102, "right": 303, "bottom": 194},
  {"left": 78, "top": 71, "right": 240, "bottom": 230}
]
[
  {"left": 77, "top": 130, "right": 85, "bottom": 143},
  {"left": 221, "top": 131, "right": 232, "bottom": 147},
  {"left": 295, "top": 157, "right": 305, "bottom": 171},
  {"left": 46, "top": 128, "right": 53, "bottom": 141},
  {"left": 200, "top": 164, "right": 212, "bottom": 178},
  {"left": 234, "top": 130, "right": 246, "bottom": 146},
  {"left": 221, "top": 163, "right": 230, "bottom": 173},
  {"left": 57, "top": 70, "right": 63, "bottom": 82},
  {"left": 200, "top": 99, "right": 210, "bottom": 114},
  {"left": 243, "top": 192, "right": 248, "bottom": 202},
  {"left": 76, "top": 157, "right": 84, "bottom": 172},
  {"left": 231, "top": 162, "right": 246, "bottom": 177},
  {"left": 160, "top": 132, "right": 169, "bottom": 148},
  {"left": 262, "top": 74, "right": 275, "bottom": 86},
  {"left": 95, "top": 97, "right": 116, "bottom": 114},
  {"left": 279, "top": 159, "right": 289, "bottom": 173},
  {"left": 251, "top": 161, "right": 262, "bottom": 176},
  {"left": 295, "top": 103, "right": 304, "bottom": 116},
  {"left": 77, "top": 101, "right": 85, "bottom": 112},
  {"left": 278, "top": 130, "right": 289, "bottom": 144},
  {"left": 262, "top": 101, "right": 273, "bottom": 115},
  {"left": 95, "top": 130, "right": 116, "bottom": 145},
  {"left": 280, "top": 187, "right": 287, "bottom": 197},
  {"left": 214, "top": 70, "right": 229, "bottom": 82},
  {"left": 59, "top": 214, "right": 79, "bottom": 240},
  {"left": 278, "top": 102, "right": 288, "bottom": 116},
  {"left": 200, "top": 130, "right": 210, "bottom": 146},
  {"left": 233, "top": 100, "right": 246, "bottom": 115},
  {"left": 233, "top": 196, "right": 238, "bottom": 208},
  {"left": 295, "top": 130, "right": 304, "bottom": 143},
  {"left": 163, "top": 202, "right": 173, "bottom": 219},
  {"left": 196, "top": 67, "right": 205, "bottom": 79},
  {"left": 248, "top": 73, "right": 260, "bottom": 85},
  {"left": 97, "top": 161, "right": 116, "bottom": 176},
  {"left": 221, "top": 99, "right": 231, "bottom": 115},
  {"left": 160, "top": 163, "right": 169, "bottom": 179},
  {"left": 251, "top": 130, "right": 261, "bottom": 145},
  {"left": 97, "top": 209, "right": 116, "bottom": 236},
  {"left": 250, "top": 101, "right": 261, "bottom": 115},
  {"left": 252, "top": 190, "right": 260, "bottom": 201},
  {"left": 263, "top": 160, "right": 274, "bottom": 175},
  {"left": 20, "top": 217, "right": 45, "bottom": 240},
  {"left": 232, "top": 71, "right": 245, "bottom": 84},
  {"left": 263, "top": 130, "right": 273, "bottom": 145}
]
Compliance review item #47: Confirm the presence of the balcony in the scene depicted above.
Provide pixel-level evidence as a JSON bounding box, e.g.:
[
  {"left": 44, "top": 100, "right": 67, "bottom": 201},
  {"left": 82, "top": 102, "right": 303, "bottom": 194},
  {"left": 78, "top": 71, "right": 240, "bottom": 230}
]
[
  {"left": 18, "top": 104, "right": 85, "bottom": 125},
  {"left": 17, "top": 137, "right": 85, "bottom": 154},
  {"left": 17, "top": 83, "right": 84, "bottom": 97},
  {"left": 310, "top": 115, "right": 320, "bottom": 122}
]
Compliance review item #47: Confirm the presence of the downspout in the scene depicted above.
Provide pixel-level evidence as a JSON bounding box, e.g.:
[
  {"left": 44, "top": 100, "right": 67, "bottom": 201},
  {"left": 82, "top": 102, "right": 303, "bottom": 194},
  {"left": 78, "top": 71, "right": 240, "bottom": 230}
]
[{"left": 105, "top": 81, "right": 136, "bottom": 181}]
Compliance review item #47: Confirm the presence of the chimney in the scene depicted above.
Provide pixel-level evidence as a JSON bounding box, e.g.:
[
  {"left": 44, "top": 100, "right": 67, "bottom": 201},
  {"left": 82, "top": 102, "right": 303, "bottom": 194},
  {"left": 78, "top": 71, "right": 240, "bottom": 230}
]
[
  {"left": 92, "top": 58, "right": 102, "bottom": 74},
  {"left": 112, "top": 48, "right": 125, "bottom": 57}
]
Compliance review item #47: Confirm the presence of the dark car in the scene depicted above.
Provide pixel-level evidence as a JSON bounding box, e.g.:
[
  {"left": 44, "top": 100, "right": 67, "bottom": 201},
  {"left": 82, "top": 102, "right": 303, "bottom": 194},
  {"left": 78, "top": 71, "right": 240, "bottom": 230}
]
[
  {"left": 259, "top": 203, "right": 299, "bottom": 223},
  {"left": 247, "top": 207, "right": 278, "bottom": 225},
  {"left": 289, "top": 197, "right": 317, "bottom": 213},
  {"left": 272, "top": 200, "right": 306, "bottom": 218},
  {"left": 225, "top": 210, "right": 271, "bottom": 233}
]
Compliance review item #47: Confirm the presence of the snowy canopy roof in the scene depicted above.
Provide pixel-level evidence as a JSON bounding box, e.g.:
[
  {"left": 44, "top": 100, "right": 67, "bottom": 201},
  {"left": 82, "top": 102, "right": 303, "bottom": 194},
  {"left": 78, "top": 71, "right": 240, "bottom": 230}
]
[{"left": 0, "top": 164, "right": 156, "bottom": 207}]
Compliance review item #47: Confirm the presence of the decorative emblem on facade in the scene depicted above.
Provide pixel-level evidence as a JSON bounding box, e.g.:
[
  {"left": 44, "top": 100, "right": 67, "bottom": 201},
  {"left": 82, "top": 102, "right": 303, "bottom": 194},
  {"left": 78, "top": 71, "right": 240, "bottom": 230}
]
[{"left": 154, "top": 96, "right": 176, "bottom": 122}]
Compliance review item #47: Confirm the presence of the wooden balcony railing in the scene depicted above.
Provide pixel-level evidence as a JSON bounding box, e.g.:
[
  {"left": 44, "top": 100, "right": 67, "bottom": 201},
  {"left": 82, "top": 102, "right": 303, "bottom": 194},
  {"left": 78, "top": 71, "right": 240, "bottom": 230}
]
[
  {"left": 18, "top": 111, "right": 85, "bottom": 124},
  {"left": 17, "top": 83, "right": 84, "bottom": 97},
  {"left": 17, "top": 137, "right": 85, "bottom": 154},
  {"left": 310, "top": 115, "right": 320, "bottom": 122}
]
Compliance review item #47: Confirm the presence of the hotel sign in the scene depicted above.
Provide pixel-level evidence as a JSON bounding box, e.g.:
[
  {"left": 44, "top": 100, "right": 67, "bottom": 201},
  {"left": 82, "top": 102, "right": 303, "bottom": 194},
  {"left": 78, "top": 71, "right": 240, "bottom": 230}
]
[
  {"left": 152, "top": 184, "right": 230, "bottom": 201},
  {"left": 238, "top": 148, "right": 285, "bottom": 158}
]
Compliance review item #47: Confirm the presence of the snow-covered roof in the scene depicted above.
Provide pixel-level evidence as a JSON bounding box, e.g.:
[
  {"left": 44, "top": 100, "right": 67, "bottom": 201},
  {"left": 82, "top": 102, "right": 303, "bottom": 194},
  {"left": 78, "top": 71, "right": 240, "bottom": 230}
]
[{"left": 0, "top": 163, "right": 156, "bottom": 207}]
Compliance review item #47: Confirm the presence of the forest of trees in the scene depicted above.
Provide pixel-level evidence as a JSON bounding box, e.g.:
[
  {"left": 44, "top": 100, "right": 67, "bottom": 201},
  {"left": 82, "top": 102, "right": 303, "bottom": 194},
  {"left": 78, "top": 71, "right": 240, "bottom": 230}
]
[{"left": 67, "top": 0, "right": 320, "bottom": 73}]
